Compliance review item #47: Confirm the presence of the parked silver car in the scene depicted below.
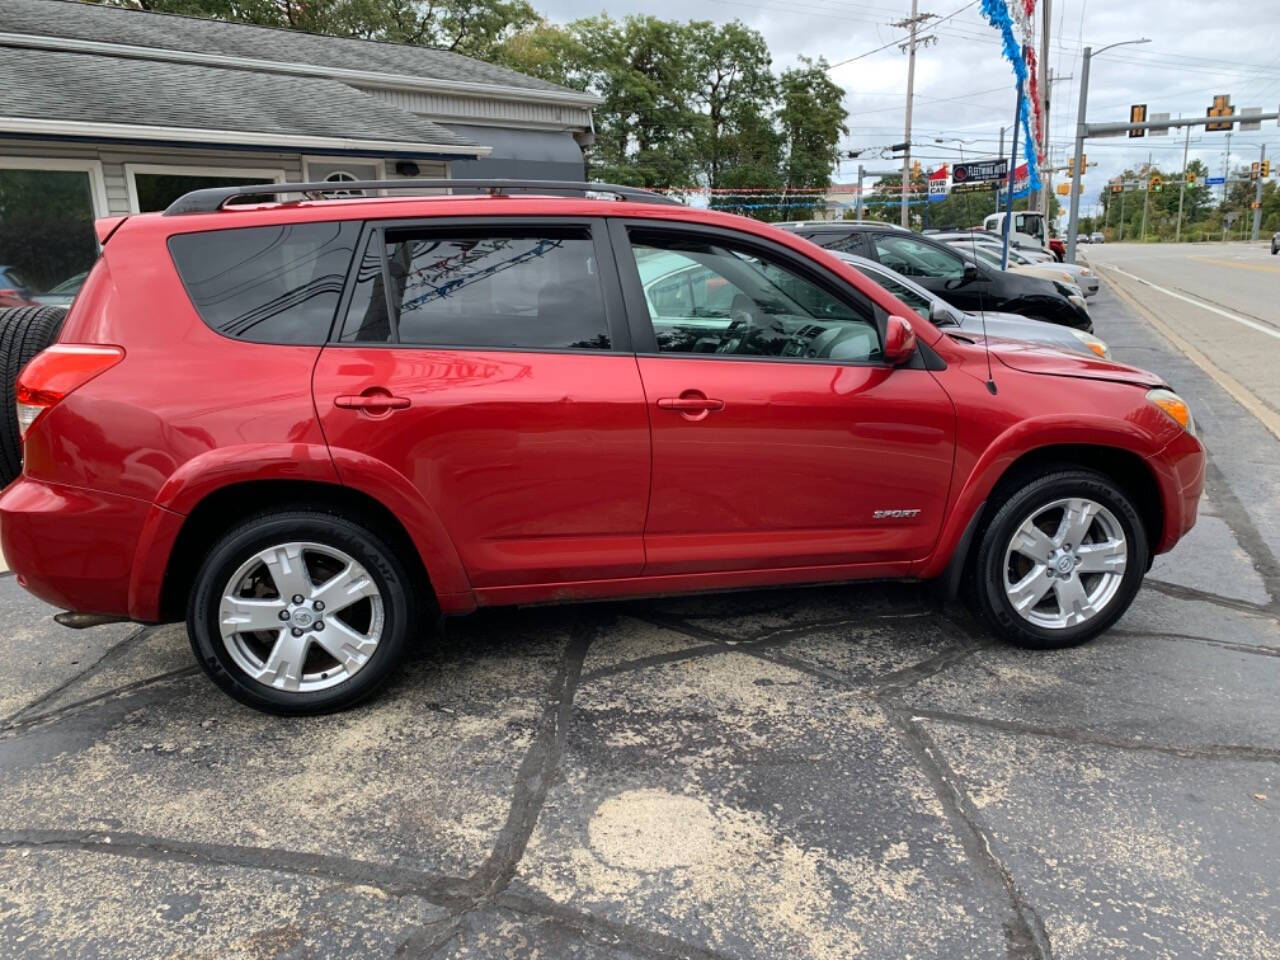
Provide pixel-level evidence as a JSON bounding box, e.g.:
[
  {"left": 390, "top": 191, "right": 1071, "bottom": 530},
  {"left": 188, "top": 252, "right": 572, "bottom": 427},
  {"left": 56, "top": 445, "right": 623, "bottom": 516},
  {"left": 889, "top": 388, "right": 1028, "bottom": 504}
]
[{"left": 834, "top": 252, "right": 1111, "bottom": 359}]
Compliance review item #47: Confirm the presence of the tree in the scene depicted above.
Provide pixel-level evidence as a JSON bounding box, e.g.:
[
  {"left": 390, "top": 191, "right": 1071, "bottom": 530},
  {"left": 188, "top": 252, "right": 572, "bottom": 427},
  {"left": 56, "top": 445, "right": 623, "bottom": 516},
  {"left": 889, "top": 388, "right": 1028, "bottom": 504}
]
[
  {"left": 775, "top": 58, "right": 846, "bottom": 219},
  {"left": 107, "top": 0, "right": 539, "bottom": 58}
]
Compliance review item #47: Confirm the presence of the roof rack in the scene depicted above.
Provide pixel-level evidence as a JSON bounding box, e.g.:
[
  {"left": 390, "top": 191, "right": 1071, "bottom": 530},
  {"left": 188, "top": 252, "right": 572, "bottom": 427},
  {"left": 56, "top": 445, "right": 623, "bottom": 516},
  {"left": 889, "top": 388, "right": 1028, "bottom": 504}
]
[{"left": 163, "top": 178, "right": 683, "bottom": 215}]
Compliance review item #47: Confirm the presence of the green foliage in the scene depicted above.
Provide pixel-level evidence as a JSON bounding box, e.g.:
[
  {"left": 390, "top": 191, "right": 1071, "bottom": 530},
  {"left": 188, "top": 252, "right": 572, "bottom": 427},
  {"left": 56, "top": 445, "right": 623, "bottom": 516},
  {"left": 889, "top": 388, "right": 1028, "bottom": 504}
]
[
  {"left": 1092, "top": 158, "right": 1254, "bottom": 242},
  {"left": 109, "top": 0, "right": 540, "bottom": 57}
]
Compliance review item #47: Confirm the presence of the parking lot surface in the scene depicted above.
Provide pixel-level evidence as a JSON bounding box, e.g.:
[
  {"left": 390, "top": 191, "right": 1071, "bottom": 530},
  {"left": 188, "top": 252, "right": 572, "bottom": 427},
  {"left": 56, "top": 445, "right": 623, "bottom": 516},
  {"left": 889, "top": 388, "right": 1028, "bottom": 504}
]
[{"left": 2, "top": 279, "right": 1279, "bottom": 959}]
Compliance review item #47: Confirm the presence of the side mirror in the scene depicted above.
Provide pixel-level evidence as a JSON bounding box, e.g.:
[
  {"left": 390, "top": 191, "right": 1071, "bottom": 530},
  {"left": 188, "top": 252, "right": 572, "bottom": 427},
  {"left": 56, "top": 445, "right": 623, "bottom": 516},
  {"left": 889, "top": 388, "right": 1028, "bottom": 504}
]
[
  {"left": 962, "top": 263, "right": 981, "bottom": 282},
  {"left": 883, "top": 314, "right": 918, "bottom": 365},
  {"left": 929, "top": 299, "right": 958, "bottom": 327}
]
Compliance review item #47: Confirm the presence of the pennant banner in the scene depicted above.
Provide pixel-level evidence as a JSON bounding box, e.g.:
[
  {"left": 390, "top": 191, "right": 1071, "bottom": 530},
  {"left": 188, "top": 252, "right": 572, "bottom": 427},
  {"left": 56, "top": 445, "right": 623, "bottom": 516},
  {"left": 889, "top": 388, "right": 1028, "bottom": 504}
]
[{"left": 979, "top": 0, "right": 1042, "bottom": 194}]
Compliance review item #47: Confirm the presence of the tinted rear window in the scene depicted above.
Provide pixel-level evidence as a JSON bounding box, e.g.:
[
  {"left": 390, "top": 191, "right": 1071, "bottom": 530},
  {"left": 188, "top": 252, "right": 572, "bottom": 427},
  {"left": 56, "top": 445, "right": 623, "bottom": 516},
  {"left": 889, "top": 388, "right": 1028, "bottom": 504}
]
[
  {"left": 339, "top": 226, "right": 611, "bottom": 351},
  {"left": 169, "top": 221, "right": 360, "bottom": 343}
]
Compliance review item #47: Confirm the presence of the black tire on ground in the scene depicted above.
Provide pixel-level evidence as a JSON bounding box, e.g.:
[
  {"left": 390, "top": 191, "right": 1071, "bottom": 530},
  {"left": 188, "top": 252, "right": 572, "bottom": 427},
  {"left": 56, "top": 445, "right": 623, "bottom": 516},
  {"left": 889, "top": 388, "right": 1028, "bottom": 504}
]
[
  {"left": 187, "top": 509, "right": 419, "bottom": 715},
  {"left": 0, "top": 305, "right": 67, "bottom": 485},
  {"left": 966, "top": 468, "right": 1148, "bottom": 650}
]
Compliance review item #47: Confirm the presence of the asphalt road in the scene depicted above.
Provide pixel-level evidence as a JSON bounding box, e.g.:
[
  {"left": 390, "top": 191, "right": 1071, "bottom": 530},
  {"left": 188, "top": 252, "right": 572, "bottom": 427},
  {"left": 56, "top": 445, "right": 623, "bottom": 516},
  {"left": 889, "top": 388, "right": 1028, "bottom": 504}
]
[
  {"left": 1, "top": 279, "right": 1279, "bottom": 959},
  {"left": 1083, "top": 241, "right": 1280, "bottom": 431}
]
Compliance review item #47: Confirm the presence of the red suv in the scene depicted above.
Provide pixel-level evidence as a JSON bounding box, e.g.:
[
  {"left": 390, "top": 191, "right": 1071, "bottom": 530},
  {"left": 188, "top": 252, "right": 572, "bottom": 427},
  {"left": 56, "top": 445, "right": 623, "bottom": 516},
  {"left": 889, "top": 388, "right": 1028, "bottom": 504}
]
[{"left": 0, "top": 180, "right": 1204, "bottom": 714}]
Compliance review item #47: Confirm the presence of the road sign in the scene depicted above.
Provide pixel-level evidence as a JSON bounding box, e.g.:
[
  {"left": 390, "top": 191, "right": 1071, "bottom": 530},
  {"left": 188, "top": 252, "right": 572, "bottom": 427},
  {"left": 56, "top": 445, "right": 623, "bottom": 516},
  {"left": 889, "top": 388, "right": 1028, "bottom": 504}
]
[
  {"left": 1149, "top": 112, "right": 1171, "bottom": 136},
  {"left": 1206, "top": 95, "right": 1234, "bottom": 132},
  {"left": 1241, "top": 107, "right": 1263, "bottom": 132},
  {"left": 1207, "top": 176, "right": 1226, "bottom": 185},
  {"left": 1251, "top": 161, "right": 1260, "bottom": 180},
  {"left": 1129, "top": 104, "right": 1147, "bottom": 138},
  {"left": 951, "top": 159, "right": 1008, "bottom": 184}
]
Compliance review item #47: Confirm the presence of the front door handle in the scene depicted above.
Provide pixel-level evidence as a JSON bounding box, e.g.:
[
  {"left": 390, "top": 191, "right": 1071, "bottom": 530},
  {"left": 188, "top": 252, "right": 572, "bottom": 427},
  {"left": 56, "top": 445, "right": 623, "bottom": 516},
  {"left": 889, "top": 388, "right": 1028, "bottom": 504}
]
[
  {"left": 657, "top": 397, "right": 725, "bottom": 412},
  {"left": 656, "top": 391, "right": 725, "bottom": 422},
  {"left": 334, "top": 390, "right": 411, "bottom": 412}
]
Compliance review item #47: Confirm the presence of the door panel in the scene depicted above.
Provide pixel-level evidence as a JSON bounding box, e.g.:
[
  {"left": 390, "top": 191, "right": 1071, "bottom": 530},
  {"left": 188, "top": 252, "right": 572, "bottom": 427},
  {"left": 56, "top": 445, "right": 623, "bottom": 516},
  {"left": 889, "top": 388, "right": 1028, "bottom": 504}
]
[
  {"left": 614, "top": 222, "right": 956, "bottom": 576},
  {"left": 314, "top": 349, "right": 651, "bottom": 586},
  {"left": 637, "top": 356, "right": 955, "bottom": 573}
]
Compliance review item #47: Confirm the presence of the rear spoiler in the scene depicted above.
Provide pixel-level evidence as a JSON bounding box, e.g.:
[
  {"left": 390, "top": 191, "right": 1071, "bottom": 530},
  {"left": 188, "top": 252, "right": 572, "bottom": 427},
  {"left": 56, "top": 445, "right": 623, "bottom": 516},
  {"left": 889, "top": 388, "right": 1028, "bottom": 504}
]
[{"left": 94, "top": 216, "right": 128, "bottom": 245}]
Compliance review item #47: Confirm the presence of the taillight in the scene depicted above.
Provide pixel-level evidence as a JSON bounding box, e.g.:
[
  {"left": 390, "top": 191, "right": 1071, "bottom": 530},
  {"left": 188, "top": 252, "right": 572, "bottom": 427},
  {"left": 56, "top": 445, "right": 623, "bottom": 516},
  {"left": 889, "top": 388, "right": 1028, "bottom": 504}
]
[{"left": 15, "top": 344, "right": 124, "bottom": 437}]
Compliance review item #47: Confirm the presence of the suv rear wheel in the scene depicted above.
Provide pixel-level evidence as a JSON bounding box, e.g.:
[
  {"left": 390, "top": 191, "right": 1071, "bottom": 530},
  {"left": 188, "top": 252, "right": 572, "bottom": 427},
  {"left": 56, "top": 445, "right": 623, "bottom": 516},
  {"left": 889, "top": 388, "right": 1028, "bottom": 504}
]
[
  {"left": 969, "top": 469, "right": 1148, "bottom": 648},
  {"left": 188, "top": 510, "right": 416, "bottom": 713}
]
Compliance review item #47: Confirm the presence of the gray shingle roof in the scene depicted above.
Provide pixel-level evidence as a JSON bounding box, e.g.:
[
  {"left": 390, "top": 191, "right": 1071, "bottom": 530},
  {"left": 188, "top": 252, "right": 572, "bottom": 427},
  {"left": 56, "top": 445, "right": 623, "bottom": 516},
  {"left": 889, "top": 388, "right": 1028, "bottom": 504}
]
[
  {"left": 0, "top": 45, "right": 484, "bottom": 150},
  {"left": 1, "top": 0, "right": 579, "bottom": 95}
]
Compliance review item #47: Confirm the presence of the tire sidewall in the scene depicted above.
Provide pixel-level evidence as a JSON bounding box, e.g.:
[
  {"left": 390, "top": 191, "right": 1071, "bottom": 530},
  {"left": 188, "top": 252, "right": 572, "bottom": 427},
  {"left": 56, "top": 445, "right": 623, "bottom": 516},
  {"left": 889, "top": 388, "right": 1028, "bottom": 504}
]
[
  {"left": 188, "top": 512, "right": 413, "bottom": 714},
  {"left": 977, "top": 471, "right": 1148, "bottom": 649}
]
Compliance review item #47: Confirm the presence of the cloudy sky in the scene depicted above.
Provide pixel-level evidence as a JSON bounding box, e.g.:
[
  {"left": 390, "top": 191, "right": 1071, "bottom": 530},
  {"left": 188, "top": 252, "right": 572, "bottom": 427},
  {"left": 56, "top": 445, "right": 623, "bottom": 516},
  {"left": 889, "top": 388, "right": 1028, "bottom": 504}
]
[{"left": 538, "top": 0, "right": 1280, "bottom": 219}]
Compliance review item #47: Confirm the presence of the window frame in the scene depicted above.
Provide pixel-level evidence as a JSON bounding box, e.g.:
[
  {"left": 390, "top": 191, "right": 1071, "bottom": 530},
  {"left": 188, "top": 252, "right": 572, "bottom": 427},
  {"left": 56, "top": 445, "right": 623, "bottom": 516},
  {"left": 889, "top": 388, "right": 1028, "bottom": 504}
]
[
  {"left": 0, "top": 157, "right": 110, "bottom": 220},
  {"left": 328, "top": 216, "right": 631, "bottom": 354},
  {"left": 608, "top": 219, "right": 889, "bottom": 367}
]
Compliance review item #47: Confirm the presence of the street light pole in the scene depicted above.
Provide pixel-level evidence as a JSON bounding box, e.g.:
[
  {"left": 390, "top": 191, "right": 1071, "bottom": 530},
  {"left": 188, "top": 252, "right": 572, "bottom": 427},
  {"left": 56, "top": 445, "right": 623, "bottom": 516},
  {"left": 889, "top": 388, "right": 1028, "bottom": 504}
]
[
  {"left": 1175, "top": 121, "right": 1190, "bottom": 243},
  {"left": 1066, "top": 38, "right": 1151, "bottom": 262}
]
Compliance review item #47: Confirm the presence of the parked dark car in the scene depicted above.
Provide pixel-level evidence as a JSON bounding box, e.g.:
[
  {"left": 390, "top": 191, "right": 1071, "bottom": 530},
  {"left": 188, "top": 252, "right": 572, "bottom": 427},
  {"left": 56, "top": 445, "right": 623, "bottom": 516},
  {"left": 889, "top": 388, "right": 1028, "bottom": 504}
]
[{"left": 776, "top": 222, "right": 1093, "bottom": 331}]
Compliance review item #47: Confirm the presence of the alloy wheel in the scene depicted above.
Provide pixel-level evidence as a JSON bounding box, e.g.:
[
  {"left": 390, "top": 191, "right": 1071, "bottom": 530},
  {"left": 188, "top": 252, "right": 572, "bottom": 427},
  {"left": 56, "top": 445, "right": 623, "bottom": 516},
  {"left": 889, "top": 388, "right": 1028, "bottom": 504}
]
[
  {"left": 218, "top": 541, "right": 384, "bottom": 692},
  {"left": 1002, "top": 497, "right": 1128, "bottom": 630}
]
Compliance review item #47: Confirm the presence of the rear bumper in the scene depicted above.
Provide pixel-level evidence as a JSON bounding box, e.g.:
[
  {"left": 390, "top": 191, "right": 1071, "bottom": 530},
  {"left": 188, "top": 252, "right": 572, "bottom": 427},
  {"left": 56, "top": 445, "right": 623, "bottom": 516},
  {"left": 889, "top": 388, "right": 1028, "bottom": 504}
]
[{"left": 0, "top": 477, "right": 150, "bottom": 619}]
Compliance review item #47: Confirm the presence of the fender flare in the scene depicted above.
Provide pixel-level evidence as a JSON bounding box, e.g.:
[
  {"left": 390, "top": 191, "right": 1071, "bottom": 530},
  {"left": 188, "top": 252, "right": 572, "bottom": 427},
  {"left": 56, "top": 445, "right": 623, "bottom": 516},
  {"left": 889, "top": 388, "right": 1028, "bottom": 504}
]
[
  {"left": 919, "top": 415, "right": 1164, "bottom": 581},
  {"left": 128, "top": 443, "right": 473, "bottom": 621}
]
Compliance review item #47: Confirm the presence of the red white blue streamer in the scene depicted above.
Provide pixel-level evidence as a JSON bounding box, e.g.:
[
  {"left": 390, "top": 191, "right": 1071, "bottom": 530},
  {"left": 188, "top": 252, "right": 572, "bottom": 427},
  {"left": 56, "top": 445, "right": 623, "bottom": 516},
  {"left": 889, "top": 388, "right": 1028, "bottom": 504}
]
[{"left": 979, "top": 0, "right": 1041, "bottom": 196}]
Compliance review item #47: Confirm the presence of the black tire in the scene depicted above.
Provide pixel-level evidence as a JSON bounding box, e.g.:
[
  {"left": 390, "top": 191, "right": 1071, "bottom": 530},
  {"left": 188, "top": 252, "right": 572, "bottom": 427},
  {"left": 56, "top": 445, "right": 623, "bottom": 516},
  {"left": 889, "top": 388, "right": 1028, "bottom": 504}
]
[
  {"left": 0, "top": 305, "right": 66, "bottom": 485},
  {"left": 187, "top": 509, "right": 418, "bottom": 714},
  {"left": 967, "top": 468, "right": 1148, "bottom": 650}
]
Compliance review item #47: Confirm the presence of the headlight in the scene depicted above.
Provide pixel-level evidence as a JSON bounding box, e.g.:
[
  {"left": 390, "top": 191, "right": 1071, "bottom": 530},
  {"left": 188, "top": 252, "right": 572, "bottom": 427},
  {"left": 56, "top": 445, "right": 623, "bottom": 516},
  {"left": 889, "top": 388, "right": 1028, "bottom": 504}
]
[
  {"left": 1080, "top": 267, "right": 1094, "bottom": 277},
  {"left": 1070, "top": 330, "right": 1111, "bottom": 359},
  {"left": 1147, "top": 388, "right": 1195, "bottom": 435},
  {"left": 1068, "top": 294, "right": 1087, "bottom": 310}
]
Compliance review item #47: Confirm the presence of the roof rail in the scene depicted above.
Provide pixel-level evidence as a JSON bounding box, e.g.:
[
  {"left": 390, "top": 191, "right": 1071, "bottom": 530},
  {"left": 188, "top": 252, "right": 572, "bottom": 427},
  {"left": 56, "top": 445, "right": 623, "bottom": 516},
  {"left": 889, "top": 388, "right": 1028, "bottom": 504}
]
[{"left": 163, "top": 178, "right": 683, "bottom": 215}]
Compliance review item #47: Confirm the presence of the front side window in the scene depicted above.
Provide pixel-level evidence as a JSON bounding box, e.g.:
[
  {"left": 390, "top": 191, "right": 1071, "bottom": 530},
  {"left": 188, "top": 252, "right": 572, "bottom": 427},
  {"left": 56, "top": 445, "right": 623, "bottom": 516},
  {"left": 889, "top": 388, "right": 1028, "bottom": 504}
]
[
  {"left": 873, "top": 235, "right": 966, "bottom": 279},
  {"left": 340, "top": 227, "right": 610, "bottom": 351},
  {"left": 630, "top": 232, "right": 880, "bottom": 362},
  {"left": 169, "top": 221, "right": 361, "bottom": 344}
]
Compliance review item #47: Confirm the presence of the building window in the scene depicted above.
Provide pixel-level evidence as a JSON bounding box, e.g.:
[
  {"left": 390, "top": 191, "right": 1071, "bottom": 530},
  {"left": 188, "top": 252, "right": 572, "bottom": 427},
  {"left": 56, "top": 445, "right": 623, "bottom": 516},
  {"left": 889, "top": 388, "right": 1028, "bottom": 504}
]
[
  {"left": 125, "top": 164, "right": 285, "bottom": 213},
  {"left": 0, "top": 160, "right": 106, "bottom": 307}
]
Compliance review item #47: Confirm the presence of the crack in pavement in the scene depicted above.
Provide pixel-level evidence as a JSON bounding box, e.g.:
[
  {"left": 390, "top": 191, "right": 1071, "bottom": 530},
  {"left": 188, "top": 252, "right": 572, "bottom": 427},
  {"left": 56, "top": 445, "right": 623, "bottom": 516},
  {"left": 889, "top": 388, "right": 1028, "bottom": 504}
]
[
  {"left": 1109, "top": 628, "right": 1280, "bottom": 659},
  {"left": 1142, "top": 579, "right": 1278, "bottom": 619},
  {"left": 1202, "top": 458, "right": 1280, "bottom": 611},
  {"left": 1, "top": 623, "right": 160, "bottom": 726},
  {"left": 466, "top": 616, "right": 594, "bottom": 899},
  {"left": 0, "top": 666, "right": 199, "bottom": 741},
  {"left": 910, "top": 708, "right": 1280, "bottom": 764},
  {"left": 882, "top": 708, "right": 1053, "bottom": 960}
]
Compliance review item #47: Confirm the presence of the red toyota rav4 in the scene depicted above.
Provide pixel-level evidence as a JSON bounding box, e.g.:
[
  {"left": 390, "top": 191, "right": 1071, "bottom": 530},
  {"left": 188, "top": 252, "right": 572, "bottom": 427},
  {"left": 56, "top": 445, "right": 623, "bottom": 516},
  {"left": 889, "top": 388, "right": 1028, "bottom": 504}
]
[{"left": 0, "top": 180, "right": 1203, "bottom": 714}]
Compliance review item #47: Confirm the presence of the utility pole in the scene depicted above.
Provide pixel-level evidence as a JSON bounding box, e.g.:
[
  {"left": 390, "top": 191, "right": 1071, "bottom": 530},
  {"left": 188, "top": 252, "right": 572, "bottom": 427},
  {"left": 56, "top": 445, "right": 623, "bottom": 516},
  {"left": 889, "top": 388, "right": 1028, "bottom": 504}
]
[
  {"left": 894, "top": 0, "right": 934, "bottom": 228},
  {"left": 856, "top": 164, "right": 865, "bottom": 222},
  {"left": 1119, "top": 185, "right": 1126, "bottom": 241},
  {"left": 1252, "top": 143, "right": 1266, "bottom": 241},
  {"left": 1146, "top": 150, "right": 1157, "bottom": 241},
  {"left": 1036, "top": 0, "right": 1052, "bottom": 215},
  {"left": 1175, "top": 120, "right": 1190, "bottom": 243},
  {"left": 1066, "top": 38, "right": 1151, "bottom": 261},
  {"left": 1222, "top": 131, "right": 1232, "bottom": 207}
]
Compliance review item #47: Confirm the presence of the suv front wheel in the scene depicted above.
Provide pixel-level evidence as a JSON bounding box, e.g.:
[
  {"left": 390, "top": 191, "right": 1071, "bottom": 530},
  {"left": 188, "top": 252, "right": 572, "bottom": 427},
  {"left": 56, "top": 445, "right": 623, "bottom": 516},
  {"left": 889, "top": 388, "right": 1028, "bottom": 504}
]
[
  {"left": 970, "top": 469, "right": 1148, "bottom": 648},
  {"left": 188, "top": 510, "right": 416, "bottom": 713}
]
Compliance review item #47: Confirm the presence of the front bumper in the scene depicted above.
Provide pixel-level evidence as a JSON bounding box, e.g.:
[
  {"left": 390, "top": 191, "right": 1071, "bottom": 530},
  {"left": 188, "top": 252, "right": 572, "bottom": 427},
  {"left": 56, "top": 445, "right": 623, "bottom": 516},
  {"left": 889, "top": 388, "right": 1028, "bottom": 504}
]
[
  {"left": 1152, "top": 429, "right": 1206, "bottom": 554},
  {"left": 0, "top": 477, "right": 150, "bottom": 619}
]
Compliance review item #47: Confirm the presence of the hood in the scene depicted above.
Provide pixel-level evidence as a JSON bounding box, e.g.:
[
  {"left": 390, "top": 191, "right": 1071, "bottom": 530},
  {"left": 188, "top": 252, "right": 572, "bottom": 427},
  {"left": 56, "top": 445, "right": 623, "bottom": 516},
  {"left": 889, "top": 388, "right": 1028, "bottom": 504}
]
[{"left": 990, "top": 339, "right": 1162, "bottom": 387}]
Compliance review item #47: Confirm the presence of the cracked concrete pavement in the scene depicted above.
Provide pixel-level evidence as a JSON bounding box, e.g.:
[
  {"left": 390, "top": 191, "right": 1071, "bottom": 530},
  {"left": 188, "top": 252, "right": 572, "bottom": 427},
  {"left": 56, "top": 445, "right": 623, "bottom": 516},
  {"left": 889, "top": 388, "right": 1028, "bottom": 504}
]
[{"left": 1, "top": 280, "right": 1278, "bottom": 959}]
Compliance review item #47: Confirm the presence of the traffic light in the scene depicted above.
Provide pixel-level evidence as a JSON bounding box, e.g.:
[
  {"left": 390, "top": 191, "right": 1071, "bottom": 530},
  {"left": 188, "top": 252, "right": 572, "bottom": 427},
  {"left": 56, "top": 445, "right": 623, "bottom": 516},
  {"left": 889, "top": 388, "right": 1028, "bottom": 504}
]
[
  {"left": 912, "top": 160, "right": 922, "bottom": 178},
  {"left": 1129, "top": 104, "right": 1147, "bottom": 138},
  {"left": 1186, "top": 172, "right": 1196, "bottom": 185},
  {"left": 1264, "top": 160, "right": 1272, "bottom": 178},
  {"left": 1251, "top": 161, "right": 1260, "bottom": 180},
  {"left": 1206, "top": 94, "right": 1234, "bottom": 132},
  {"left": 1055, "top": 182, "right": 1071, "bottom": 196},
  {"left": 1149, "top": 175, "right": 1163, "bottom": 193}
]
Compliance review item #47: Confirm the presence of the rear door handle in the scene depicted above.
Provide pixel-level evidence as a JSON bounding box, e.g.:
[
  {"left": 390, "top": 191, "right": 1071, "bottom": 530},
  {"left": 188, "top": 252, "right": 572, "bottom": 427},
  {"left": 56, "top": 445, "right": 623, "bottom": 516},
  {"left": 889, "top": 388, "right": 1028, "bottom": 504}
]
[
  {"left": 334, "top": 392, "right": 411, "bottom": 411},
  {"left": 657, "top": 397, "right": 725, "bottom": 412}
]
